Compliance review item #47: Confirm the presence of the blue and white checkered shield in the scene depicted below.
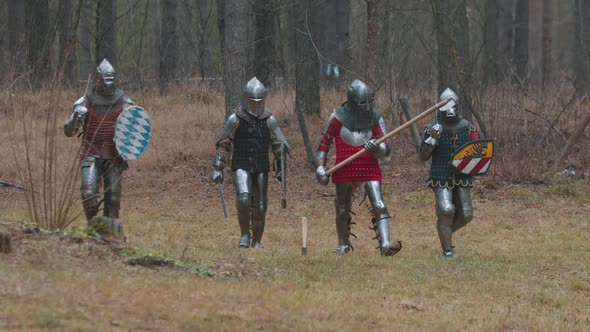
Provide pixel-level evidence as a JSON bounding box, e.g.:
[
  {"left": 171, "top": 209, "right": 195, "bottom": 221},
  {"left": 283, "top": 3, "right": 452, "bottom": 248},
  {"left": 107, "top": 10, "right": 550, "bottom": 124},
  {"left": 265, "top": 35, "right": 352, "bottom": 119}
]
[{"left": 114, "top": 105, "right": 152, "bottom": 160}]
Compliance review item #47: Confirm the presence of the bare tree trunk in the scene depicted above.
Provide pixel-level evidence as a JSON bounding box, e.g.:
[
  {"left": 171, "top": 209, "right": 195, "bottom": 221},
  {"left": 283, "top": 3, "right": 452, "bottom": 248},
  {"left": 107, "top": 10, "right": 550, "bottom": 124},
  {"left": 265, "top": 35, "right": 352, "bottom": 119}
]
[
  {"left": 513, "top": 0, "right": 529, "bottom": 86},
  {"left": 310, "top": 0, "right": 326, "bottom": 82},
  {"left": 179, "top": 0, "right": 195, "bottom": 78},
  {"left": 290, "top": 0, "right": 320, "bottom": 167},
  {"left": 153, "top": 0, "right": 161, "bottom": 78},
  {"left": 196, "top": 0, "right": 213, "bottom": 80},
  {"left": 25, "top": 0, "right": 50, "bottom": 87},
  {"left": 253, "top": 0, "right": 277, "bottom": 87},
  {"left": 541, "top": 0, "right": 552, "bottom": 88},
  {"left": 498, "top": 0, "right": 514, "bottom": 83},
  {"left": 216, "top": 0, "right": 226, "bottom": 64},
  {"left": 79, "top": 0, "right": 94, "bottom": 78},
  {"left": 334, "top": 0, "right": 349, "bottom": 85},
  {"left": 59, "top": 0, "right": 77, "bottom": 85},
  {"left": 220, "top": 0, "right": 248, "bottom": 118},
  {"left": 484, "top": 0, "right": 499, "bottom": 86},
  {"left": 376, "top": 0, "right": 393, "bottom": 88},
  {"left": 96, "top": 0, "right": 118, "bottom": 67},
  {"left": 273, "top": 0, "right": 287, "bottom": 82},
  {"left": 133, "top": 0, "right": 150, "bottom": 88},
  {"left": 159, "top": 0, "right": 178, "bottom": 94},
  {"left": 434, "top": 0, "right": 472, "bottom": 120},
  {"left": 8, "top": 0, "right": 26, "bottom": 81},
  {"left": 366, "top": 0, "right": 378, "bottom": 86},
  {"left": 574, "top": 0, "right": 590, "bottom": 96},
  {"left": 349, "top": 0, "right": 367, "bottom": 76},
  {"left": 0, "top": 3, "right": 7, "bottom": 81}
]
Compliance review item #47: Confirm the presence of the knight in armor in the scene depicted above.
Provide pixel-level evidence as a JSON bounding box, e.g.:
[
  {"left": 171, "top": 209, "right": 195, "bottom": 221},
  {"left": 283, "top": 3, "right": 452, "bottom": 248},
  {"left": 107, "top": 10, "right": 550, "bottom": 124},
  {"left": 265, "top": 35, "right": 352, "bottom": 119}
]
[
  {"left": 419, "top": 88, "right": 479, "bottom": 257},
  {"left": 211, "top": 77, "right": 289, "bottom": 249},
  {"left": 64, "top": 58, "right": 136, "bottom": 226},
  {"left": 316, "top": 79, "right": 402, "bottom": 256}
]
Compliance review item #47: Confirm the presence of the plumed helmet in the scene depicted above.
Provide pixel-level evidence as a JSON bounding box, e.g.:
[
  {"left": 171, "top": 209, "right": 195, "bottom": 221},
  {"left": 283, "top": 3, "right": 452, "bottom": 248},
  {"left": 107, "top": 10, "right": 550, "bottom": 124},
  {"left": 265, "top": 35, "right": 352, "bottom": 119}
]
[
  {"left": 437, "top": 87, "right": 461, "bottom": 123},
  {"left": 242, "top": 77, "right": 267, "bottom": 117},
  {"left": 95, "top": 58, "right": 117, "bottom": 95},
  {"left": 347, "top": 79, "right": 373, "bottom": 113}
]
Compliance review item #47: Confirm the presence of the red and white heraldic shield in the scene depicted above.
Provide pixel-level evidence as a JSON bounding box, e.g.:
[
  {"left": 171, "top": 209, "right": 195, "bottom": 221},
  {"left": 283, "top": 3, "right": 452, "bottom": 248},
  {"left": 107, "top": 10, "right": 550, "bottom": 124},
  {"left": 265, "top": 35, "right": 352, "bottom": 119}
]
[{"left": 452, "top": 139, "right": 494, "bottom": 176}]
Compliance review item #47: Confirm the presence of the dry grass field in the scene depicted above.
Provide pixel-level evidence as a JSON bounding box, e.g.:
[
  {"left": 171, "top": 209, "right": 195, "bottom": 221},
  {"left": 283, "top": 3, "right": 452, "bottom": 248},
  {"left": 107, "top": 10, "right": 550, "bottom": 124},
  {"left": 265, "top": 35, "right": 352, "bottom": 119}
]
[{"left": 0, "top": 84, "right": 589, "bottom": 331}]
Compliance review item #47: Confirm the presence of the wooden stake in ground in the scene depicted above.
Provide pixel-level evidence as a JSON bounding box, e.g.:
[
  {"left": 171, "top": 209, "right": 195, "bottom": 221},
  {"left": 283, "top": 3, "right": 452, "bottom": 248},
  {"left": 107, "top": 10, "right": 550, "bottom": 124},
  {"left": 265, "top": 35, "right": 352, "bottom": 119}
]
[
  {"left": 301, "top": 217, "right": 308, "bottom": 256},
  {"left": 326, "top": 99, "right": 450, "bottom": 175}
]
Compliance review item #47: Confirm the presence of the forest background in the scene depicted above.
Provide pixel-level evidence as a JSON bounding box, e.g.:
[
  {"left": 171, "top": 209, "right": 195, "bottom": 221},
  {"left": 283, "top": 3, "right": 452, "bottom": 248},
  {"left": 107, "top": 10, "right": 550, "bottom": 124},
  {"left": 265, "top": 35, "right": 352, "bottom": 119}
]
[{"left": 0, "top": 0, "right": 589, "bottom": 330}]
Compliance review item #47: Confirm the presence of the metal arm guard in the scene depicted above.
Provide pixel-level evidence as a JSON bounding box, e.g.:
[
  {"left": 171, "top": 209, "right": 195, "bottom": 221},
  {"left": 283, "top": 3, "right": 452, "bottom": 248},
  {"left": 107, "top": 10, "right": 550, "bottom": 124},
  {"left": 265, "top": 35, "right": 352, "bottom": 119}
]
[
  {"left": 212, "top": 154, "right": 225, "bottom": 171},
  {"left": 377, "top": 117, "right": 392, "bottom": 158},
  {"left": 269, "top": 115, "right": 290, "bottom": 155},
  {"left": 418, "top": 128, "right": 436, "bottom": 161},
  {"left": 64, "top": 96, "right": 86, "bottom": 137}
]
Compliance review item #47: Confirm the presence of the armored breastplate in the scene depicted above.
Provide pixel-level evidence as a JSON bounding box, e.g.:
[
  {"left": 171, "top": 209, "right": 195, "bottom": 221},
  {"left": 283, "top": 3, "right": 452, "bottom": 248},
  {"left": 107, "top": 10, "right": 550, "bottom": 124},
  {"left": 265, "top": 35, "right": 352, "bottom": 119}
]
[
  {"left": 429, "top": 127, "right": 473, "bottom": 188},
  {"left": 231, "top": 115, "right": 270, "bottom": 173}
]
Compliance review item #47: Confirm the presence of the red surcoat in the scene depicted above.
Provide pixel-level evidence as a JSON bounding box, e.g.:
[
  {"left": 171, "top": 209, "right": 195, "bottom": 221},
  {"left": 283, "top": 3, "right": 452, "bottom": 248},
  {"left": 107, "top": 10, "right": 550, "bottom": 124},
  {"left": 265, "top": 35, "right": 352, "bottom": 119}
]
[
  {"left": 81, "top": 100, "right": 124, "bottom": 161},
  {"left": 318, "top": 118, "right": 383, "bottom": 183}
]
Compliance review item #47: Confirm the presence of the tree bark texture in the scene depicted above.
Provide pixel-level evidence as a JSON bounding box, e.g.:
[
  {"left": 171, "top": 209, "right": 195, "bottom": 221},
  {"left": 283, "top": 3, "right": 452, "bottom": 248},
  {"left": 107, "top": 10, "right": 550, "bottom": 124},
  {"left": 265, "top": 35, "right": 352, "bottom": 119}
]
[
  {"left": 0, "top": 3, "right": 7, "bottom": 80},
  {"left": 25, "top": 0, "right": 50, "bottom": 86},
  {"left": 196, "top": 0, "right": 213, "bottom": 79},
  {"left": 96, "top": 0, "right": 118, "bottom": 67},
  {"left": 498, "top": 0, "right": 514, "bottom": 83},
  {"left": 290, "top": 0, "right": 320, "bottom": 167},
  {"left": 513, "top": 0, "right": 529, "bottom": 86},
  {"left": 484, "top": 0, "right": 499, "bottom": 85},
  {"left": 79, "top": 0, "right": 94, "bottom": 78},
  {"left": 58, "top": 0, "right": 77, "bottom": 85},
  {"left": 253, "top": 0, "right": 277, "bottom": 87},
  {"left": 159, "top": 0, "right": 178, "bottom": 93},
  {"left": 434, "top": 0, "right": 472, "bottom": 120},
  {"left": 574, "top": 0, "right": 590, "bottom": 95},
  {"left": 180, "top": 0, "right": 196, "bottom": 78},
  {"left": 366, "top": 0, "right": 378, "bottom": 86},
  {"left": 8, "top": 0, "right": 26, "bottom": 80},
  {"left": 220, "top": 0, "right": 248, "bottom": 118},
  {"left": 541, "top": 0, "right": 552, "bottom": 88}
]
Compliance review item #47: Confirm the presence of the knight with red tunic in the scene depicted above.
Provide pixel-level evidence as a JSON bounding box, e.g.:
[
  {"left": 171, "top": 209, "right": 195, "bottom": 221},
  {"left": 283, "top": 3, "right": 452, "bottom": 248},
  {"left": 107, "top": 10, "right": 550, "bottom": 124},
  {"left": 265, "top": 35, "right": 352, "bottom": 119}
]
[
  {"left": 64, "top": 59, "right": 135, "bottom": 223},
  {"left": 316, "top": 79, "right": 402, "bottom": 256},
  {"left": 419, "top": 88, "right": 479, "bottom": 258}
]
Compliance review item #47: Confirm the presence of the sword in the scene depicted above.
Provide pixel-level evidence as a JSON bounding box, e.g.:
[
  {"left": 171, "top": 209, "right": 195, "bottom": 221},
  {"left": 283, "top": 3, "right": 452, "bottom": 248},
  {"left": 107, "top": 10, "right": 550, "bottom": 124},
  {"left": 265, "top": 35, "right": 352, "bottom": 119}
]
[{"left": 217, "top": 182, "right": 228, "bottom": 218}]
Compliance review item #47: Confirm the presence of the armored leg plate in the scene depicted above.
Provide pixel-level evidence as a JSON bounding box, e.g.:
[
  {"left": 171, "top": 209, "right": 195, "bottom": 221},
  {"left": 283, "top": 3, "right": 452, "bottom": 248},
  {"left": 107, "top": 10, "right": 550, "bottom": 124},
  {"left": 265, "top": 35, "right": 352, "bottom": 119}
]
[
  {"left": 335, "top": 217, "right": 355, "bottom": 254},
  {"left": 239, "top": 234, "right": 251, "bottom": 248},
  {"left": 334, "top": 244, "right": 353, "bottom": 255},
  {"left": 370, "top": 218, "right": 402, "bottom": 256},
  {"left": 251, "top": 242, "right": 263, "bottom": 249}
]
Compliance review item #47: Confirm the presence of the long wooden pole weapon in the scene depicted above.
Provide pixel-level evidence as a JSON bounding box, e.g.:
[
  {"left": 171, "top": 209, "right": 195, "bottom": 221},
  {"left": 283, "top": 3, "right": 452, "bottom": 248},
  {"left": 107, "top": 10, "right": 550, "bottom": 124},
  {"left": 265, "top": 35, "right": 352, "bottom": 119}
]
[{"left": 326, "top": 99, "right": 450, "bottom": 176}]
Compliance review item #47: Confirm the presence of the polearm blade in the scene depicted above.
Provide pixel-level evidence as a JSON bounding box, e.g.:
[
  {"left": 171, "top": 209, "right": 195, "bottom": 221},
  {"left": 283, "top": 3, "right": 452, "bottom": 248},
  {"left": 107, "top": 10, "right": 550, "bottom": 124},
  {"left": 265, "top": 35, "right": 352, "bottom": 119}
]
[
  {"left": 281, "top": 144, "right": 287, "bottom": 209},
  {"left": 217, "top": 182, "right": 229, "bottom": 218},
  {"left": 326, "top": 98, "right": 450, "bottom": 176}
]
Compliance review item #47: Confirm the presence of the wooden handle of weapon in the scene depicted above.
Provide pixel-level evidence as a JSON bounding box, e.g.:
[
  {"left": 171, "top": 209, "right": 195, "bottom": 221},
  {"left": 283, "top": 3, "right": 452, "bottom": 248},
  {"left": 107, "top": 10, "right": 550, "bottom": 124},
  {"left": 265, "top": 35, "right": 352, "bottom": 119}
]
[
  {"left": 325, "top": 99, "right": 449, "bottom": 176},
  {"left": 301, "top": 217, "right": 308, "bottom": 256}
]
